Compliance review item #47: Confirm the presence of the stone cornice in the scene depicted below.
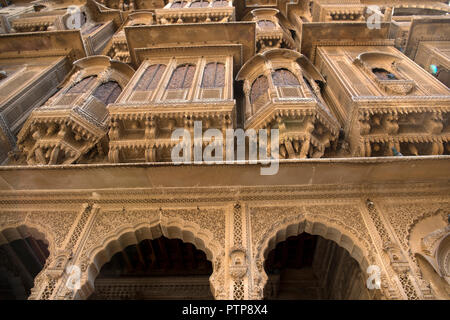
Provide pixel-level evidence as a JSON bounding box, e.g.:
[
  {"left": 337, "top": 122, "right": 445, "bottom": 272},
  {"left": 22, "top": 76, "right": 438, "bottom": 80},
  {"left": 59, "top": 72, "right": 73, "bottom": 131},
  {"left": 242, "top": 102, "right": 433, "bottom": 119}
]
[{"left": 0, "top": 156, "right": 448, "bottom": 192}]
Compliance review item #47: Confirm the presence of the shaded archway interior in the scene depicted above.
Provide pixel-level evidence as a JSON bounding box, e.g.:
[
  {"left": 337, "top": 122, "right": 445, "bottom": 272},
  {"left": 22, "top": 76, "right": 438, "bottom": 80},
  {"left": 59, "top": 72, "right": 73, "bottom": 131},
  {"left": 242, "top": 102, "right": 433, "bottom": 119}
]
[
  {"left": 0, "top": 235, "right": 49, "bottom": 299},
  {"left": 88, "top": 236, "right": 214, "bottom": 300},
  {"left": 263, "top": 233, "right": 371, "bottom": 300}
]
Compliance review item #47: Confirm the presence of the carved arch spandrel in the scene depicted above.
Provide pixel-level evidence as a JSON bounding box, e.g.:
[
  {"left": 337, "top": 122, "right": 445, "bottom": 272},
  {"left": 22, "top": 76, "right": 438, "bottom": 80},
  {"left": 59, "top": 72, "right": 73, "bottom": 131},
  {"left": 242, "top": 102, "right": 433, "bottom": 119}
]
[
  {"left": 75, "top": 208, "right": 226, "bottom": 300},
  {"left": 382, "top": 204, "right": 449, "bottom": 277},
  {"left": 248, "top": 205, "right": 383, "bottom": 299}
]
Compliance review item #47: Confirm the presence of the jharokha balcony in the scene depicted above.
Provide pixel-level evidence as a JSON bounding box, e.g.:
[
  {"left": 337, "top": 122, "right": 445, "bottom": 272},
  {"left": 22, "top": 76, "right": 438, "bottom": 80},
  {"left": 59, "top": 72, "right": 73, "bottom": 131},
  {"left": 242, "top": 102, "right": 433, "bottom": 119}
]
[
  {"left": 155, "top": 0, "right": 234, "bottom": 24},
  {"left": 237, "top": 49, "right": 341, "bottom": 159}
]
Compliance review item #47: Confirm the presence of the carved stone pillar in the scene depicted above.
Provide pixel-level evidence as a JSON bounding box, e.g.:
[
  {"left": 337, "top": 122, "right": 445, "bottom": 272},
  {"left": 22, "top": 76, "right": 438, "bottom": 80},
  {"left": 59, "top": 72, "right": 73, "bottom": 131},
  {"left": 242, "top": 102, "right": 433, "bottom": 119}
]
[
  {"left": 229, "top": 202, "right": 248, "bottom": 300},
  {"left": 27, "top": 203, "right": 99, "bottom": 300},
  {"left": 364, "top": 199, "right": 424, "bottom": 299}
]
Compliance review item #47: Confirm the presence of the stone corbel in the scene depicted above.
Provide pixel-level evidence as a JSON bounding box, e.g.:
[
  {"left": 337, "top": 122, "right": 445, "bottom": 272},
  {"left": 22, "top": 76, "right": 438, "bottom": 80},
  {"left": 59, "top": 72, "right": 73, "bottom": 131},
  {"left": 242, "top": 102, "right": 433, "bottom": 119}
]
[
  {"left": 360, "top": 120, "right": 371, "bottom": 135},
  {"left": 144, "top": 116, "right": 157, "bottom": 139},
  {"left": 108, "top": 119, "right": 121, "bottom": 140},
  {"left": 108, "top": 147, "right": 120, "bottom": 163},
  {"left": 381, "top": 114, "right": 399, "bottom": 135},
  {"left": 424, "top": 113, "right": 444, "bottom": 135}
]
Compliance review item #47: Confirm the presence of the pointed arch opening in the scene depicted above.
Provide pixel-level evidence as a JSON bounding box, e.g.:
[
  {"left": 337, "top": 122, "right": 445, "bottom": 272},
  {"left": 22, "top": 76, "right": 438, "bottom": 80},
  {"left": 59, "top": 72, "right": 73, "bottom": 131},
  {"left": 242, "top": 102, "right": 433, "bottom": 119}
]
[
  {"left": 256, "top": 218, "right": 379, "bottom": 300},
  {"left": 0, "top": 225, "right": 50, "bottom": 300},
  {"left": 77, "top": 220, "right": 222, "bottom": 300}
]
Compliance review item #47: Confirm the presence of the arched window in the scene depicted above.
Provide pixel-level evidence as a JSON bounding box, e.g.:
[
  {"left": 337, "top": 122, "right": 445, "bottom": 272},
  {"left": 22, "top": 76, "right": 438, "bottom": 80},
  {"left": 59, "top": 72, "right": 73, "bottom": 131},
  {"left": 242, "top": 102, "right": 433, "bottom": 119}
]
[
  {"left": 190, "top": 0, "right": 209, "bottom": 8},
  {"left": 67, "top": 76, "right": 97, "bottom": 94},
  {"left": 372, "top": 68, "right": 397, "bottom": 80},
  {"left": 212, "top": 0, "right": 228, "bottom": 7},
  {"left": 272, "top": 69, "right": 300, "bottom": 87},
  {"left": 167, "top": 64, "right": 196, "bottom": 90},
  {"left": 271, "top": 69, "right": 302, "bottom": 98},
  {"left": 257, "top": 20, "right": 276, "bottom": 29},
  {"left": 134, "top": 64, "right": 166, "bottom": 91},
  {"left": 171, "top": 1, "right": 187, "bottom": 8},
  {"left": 201, "top": 62, "right": 225, "bottom": 88},
  {"left": 92, "top": 81, "right": 122, "bottom": 105},
  {"left": 250, "top": 75, "right": 269, "bottom": 105}
]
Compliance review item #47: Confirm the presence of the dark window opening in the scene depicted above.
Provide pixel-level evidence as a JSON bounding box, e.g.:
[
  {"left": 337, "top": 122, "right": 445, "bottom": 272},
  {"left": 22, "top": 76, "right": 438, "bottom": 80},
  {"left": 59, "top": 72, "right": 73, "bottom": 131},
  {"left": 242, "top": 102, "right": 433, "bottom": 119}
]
[
  {"left": 372, "top": 68, "right": 397, "bottom": 80},
  {"left": 436, "top": 68, "right": 450, "bottom": 88}
]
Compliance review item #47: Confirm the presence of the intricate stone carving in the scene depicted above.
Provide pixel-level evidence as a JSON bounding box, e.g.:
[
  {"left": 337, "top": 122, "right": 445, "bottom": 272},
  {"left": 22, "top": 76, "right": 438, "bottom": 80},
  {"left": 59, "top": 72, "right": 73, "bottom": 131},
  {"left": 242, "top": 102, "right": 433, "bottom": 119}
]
[
  {"left": 26, "top": 211, "right": 78, "bottom": 248},
  {"left": 163, "top": 208, "right": 225, "bottom": 245},
  {"left": 383, "top": 203, "right": 449, "bottom": 252}
]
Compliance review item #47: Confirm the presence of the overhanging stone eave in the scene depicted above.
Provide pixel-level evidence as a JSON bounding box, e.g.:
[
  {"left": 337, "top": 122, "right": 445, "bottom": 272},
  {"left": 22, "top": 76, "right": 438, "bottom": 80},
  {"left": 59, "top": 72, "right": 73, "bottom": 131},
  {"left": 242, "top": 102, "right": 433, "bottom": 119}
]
[
  {"left": 300, "top": 22, "right": 392, "bottom": 61},
  {"left": 0, "top": 30, "right": 87, "bottom": 62},
  {"left": 0, "top": 156, "right": 449, "bottom": 191},
  {"left": 124, "top": 22, "right": 256, "bottom": 69},
  {"left": 134, "top": 44, "right": 245, "bottom": 74},
  {"left": 404, "top": 16, "right": 450, "bottom": 59}
]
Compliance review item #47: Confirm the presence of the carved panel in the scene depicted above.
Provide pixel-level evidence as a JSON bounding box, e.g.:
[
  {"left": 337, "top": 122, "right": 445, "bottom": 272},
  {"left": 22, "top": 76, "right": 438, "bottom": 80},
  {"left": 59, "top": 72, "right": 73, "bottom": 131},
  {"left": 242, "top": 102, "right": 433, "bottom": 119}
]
[
  {"left": 26, "top": 211, "right": 78, "bottom": 248},
  {"left": 382, "top": 203, "right": 449, "bottom": 252},
  {"left": 163, "top": 208, "right": 225, "bottom": 245}
]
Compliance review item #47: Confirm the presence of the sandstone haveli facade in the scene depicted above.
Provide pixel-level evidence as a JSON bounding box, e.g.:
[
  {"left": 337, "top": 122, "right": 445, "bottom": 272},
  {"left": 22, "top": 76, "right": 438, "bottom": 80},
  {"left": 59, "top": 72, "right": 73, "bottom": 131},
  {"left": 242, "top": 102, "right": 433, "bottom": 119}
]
[{"left": 0, "top": 0, "right": 449, "bottom": 300}]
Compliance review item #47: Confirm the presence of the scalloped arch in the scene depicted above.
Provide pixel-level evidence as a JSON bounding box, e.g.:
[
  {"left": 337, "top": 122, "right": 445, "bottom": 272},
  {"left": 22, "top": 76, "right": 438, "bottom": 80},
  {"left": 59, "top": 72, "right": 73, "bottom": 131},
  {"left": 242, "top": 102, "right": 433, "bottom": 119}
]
[
  {"left": 254, "top": 215, "right": 374, "bottom": 295},
  {"left": 0, "top": 223, "right": 54, "bottom": 254},
  {"left": 76, "top": 216, "right": 223, "bottom": 299}
]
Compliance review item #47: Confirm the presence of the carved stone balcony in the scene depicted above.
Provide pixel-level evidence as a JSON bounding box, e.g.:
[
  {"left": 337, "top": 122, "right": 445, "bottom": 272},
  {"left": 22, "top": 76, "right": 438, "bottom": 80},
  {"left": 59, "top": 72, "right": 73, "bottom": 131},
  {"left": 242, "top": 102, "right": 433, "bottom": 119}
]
[
  {"left": 16, "top": 56, "right": 134, "bottom": 165},
  {"left": 109, "top": 12, "right": 154, "bottom": 63},
  {"left": 311, "top": 0, "right": 365, "bottom": 22},
  {"left": 11, "top": 9, "right": 68, "bottom": 32},
  {"left": 106, "top": 22, "right": 255, "bottom": 163},
  {"left": 107, "top": 100, "right": 235, "bottom": 162},
  {"left": 237, "top": 49, "right": 340, "bottom": 159},
  {"left": 250, "top": 8, "right": 295, "bottom": 53},
  {"left": 358, "top": 104, "right": 450, "bottom": 157},
  {"left": 155, "top": 1, "right": 234, "bottom": 24}
]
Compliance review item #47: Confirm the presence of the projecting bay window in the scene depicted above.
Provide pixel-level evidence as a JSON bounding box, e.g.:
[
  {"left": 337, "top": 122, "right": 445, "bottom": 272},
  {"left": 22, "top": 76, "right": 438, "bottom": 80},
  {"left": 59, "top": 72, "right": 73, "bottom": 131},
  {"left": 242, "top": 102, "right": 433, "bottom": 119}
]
[
  {"left": 128, "top": 64, "right": 166, "bottom": 102},
  {"left": 120, "top": 57, "right": 231, "bottom": 103},
  {"left": 51, "top": 76, "right": 122, "bottom": 122}
]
